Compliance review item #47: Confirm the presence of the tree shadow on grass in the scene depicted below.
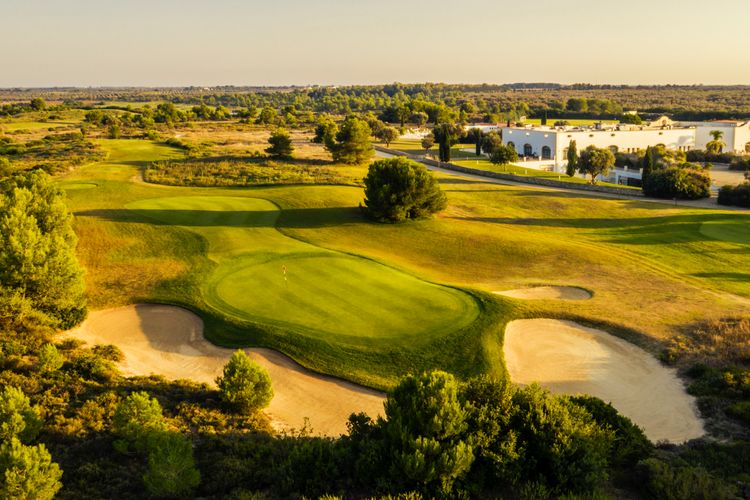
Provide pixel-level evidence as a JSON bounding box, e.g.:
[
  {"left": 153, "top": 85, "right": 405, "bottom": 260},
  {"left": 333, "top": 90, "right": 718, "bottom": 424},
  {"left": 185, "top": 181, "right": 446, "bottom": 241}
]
[
  {"left": 75, "top": 206, "right": 365, "bottom": 229},
  {"left": 692, "top": 272, "right": 750, "bottom": 282}
]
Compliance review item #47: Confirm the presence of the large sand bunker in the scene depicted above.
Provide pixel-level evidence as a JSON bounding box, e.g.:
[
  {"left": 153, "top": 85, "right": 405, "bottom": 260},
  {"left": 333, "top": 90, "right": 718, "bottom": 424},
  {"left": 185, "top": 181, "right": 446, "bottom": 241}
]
[
  {"left": 504, "top": 319, "right": 703, "bottom": 443},
  {"left": 494, "top": 286, "right": 592, "bottom": 301},
  {"left": 66, "top": 304, "right": 385, "bottom": 436}
]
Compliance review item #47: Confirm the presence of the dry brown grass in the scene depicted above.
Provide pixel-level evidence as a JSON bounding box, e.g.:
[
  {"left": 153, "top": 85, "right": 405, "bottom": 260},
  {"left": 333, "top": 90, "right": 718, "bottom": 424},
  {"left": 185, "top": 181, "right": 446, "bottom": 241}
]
[{"left": 664, "top": 318, "right": 750, "bottom": 367}]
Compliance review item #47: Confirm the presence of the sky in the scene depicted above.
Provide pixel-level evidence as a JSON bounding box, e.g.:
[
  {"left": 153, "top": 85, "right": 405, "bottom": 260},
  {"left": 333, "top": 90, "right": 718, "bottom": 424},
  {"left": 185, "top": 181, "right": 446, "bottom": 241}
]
[{"left": 1, "top": 0, "right": 749, "bottom": 87}]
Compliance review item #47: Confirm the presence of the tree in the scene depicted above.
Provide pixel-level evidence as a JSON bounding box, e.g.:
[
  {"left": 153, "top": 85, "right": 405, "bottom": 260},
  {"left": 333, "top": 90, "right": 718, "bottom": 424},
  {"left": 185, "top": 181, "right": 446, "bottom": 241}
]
[
  {"left": 216, "top": 350, "right": 274, "bottom": 413},
  {"left": 642, "top": 165, "right": 711, "bottom": 200},
  {"left": 374, "top": 126, "right": 399, "bottom": 148},
  {"left": 312, "top": 116, "right": 337, "bottom": 145},
  {"left": 256, "top": 106, "right": 278, "bottom": 125},
  {"left": 421, "top": 134, "right": 435, "bottom": 154},
  {"left": 481, "top": 132, "right": 503, "bottom": 156},
  {"left": 0, "top": 171, "right": 87, "bottom": 328},
  {"left": 0, "top": 158, "right": 12, "bottom": 178},
  {"left": 489, "top": 144, "right": 518, "bottom": 166},
  {"left": 265, "top": 128, "right": 294, "bottom": 158},
  {"left": 382, "top": 371, "right": 474, "bottom": 495},
  {"left": 143, "top": 431, "right": 201, "bottom": 498},
  {"left": 37, "top": 344, "right": 64, "bottom": 373},
  {"left": 411, "top": 111, "right": 429, "bottom": 127},
  {"left": 0, "top": 387, "right": 42, "bottom": 443},
  {"left": 112, "top": 391, "right": 167, "bottom": 453},
  {"left": 363, "top": 157, "right": 447, "bottom": 222},
  {"left": 0, "top": 438, "right": 62, "bottom": 500},
  {"left": 578, "top": 146, "right": 615, "bottom": 184},
  {"left": 29, "top": 98, "right": 47, "bottom": 111},
  {"left": 466, "top": 128, "right": 485, "bottom": 156},
  {"left": 327, "top": 116, "right": 374, "bottom": 164},
  {"left": 432, "top": 123, "right": 464, "bottom": 162},
  {"left": 706, "top": 130, "right": 725, "bottom": 154},
  {"left": 566, "top": 140, "right": 579, "bottom": 177}
]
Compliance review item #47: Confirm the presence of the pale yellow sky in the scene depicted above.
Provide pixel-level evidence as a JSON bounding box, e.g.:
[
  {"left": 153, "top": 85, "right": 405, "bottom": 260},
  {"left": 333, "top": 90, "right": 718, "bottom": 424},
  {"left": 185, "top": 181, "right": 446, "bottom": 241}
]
[{"left": 1, "top": 0, "right": 749, "bottom": 86}]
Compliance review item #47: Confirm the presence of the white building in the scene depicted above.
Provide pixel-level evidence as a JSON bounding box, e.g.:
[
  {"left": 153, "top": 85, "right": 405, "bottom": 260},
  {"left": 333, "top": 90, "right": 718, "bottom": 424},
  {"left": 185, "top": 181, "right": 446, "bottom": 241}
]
[{"left": 500, "top": 119, "right": 750, "bottom": 174}]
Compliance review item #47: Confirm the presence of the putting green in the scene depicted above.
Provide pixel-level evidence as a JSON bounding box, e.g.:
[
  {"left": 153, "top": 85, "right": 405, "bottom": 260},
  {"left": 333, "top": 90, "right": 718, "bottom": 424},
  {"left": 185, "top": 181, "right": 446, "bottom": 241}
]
[{"left": 126, "top": 196, "right": 479, "bottom": 344}]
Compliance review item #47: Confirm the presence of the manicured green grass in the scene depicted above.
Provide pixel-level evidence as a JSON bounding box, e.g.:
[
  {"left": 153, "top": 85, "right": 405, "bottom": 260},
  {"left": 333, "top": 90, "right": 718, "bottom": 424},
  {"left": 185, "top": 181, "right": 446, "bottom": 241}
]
[
  {"left": 0, "top": 120, "right": 78, "bottom": 132},
  {"left": 126, "top": 195, "right": 479, "bottom": 345}
]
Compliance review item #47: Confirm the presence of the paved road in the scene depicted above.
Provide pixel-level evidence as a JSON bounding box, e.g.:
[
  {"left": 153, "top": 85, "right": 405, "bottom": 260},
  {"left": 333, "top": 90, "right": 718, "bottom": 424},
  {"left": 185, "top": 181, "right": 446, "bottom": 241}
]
[{"left": 375, "top": 150, "right": 748, "bottom": 212}]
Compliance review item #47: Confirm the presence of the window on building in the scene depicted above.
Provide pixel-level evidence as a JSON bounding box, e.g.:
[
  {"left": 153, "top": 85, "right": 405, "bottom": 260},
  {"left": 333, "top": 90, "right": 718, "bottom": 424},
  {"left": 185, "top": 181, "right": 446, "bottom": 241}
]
[
  {"left": 541, "top": 146, "right": 552, "bottom": 159},
  {"left": 523, "top": 144, "right": 533, "bottom": 156}
]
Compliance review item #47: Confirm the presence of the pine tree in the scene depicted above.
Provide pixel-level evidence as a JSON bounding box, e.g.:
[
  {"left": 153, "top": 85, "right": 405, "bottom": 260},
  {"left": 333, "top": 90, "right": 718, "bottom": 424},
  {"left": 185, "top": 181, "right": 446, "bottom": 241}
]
[
  {"left": 0, "top": 438, "right": 62, "bottom": 500},
  {"left": 265, "top": 128, "right": 294, "bottom": 158},
  {"left": 566, "top": 140, "right": 579, "bottom": 177}
]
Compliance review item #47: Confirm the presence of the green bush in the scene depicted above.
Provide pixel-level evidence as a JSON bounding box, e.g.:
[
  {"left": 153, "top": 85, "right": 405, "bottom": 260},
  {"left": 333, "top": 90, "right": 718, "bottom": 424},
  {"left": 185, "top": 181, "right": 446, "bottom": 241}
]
[
  {"left": 642, "top": 166, "right": 711, "bottom": 199},
  {"left": 718, "top": 182, "right": 750, "bottom": 207},
  {"left": 511, "top": 385, "right": 613, "bottom": 494},
  {"left": 363, "top": 157, "right": 447, "bottom": 222},
  {"left": 37, "top": 343, "right": 64, "bottom": 373},
  {"left": 216, "top": 350, "right": 274, "bottom": 413}
]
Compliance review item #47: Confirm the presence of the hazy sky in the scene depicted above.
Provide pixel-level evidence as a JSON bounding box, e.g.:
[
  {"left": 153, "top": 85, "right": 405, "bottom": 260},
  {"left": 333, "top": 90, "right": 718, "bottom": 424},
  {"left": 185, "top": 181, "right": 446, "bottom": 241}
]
[{"left": 2, "top": 0, "right": 749, "bottom": 87}]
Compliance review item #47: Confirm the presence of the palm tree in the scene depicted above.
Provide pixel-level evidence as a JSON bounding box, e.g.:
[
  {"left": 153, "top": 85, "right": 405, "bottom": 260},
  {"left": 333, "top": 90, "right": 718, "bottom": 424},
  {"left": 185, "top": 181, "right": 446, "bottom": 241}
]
[{"left": 706, "top": 130, "right": 726, "bottom": 154}]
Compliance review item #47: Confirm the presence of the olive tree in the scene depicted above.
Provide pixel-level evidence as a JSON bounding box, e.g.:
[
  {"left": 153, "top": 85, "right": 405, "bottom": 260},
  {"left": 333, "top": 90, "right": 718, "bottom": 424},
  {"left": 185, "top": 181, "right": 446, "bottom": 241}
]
[
  {"left": 578, "top": 145, "right": 615, "bottom": 184},
  {"left": 216, "top": 350, "right": 274, "bottom": 413},
  {"left": 374, "top": 126, "right": 399, "bottom": 148},
  {"left": 363, "top": 157, "right": 447, "bottom": 222},
  {"left": 489, "top": 144, "right": 519, "bottom": 166}
]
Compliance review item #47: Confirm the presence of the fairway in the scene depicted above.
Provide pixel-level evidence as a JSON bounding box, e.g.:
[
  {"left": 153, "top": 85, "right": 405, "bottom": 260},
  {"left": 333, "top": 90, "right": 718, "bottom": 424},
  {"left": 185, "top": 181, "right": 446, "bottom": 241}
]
[{"left": 126, "top": 196, "right": 479, "bottom": 344}]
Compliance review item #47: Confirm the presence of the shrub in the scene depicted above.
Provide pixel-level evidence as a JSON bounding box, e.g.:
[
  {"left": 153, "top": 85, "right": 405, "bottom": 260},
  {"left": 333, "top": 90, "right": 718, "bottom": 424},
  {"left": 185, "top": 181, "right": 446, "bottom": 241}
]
[
  {"left": 718, "top": 182, "right": 750, "bottom": 207},
  {"left": 636, "top": 457, "right": 736, "bottom": 500},
  {"left": 216, "top": 350, "right": 274, "bottom": 413},
  {"left": 37, "top": 343, "right": 64, "bottom": 373},
  {"left": 489, "top": 144, "right": 519, "bottom": 165},
  {"left": 143, "top": 431, "right": 201, "bottom": 497},
  {"left": 0, "top": 386, "right": 42, "bottom": 443},
  {"left": 265, "top": 128, "right": 294, "bottom": 159},
  {"left": 0, "top": 437, "right": 62, "bottom": 500},
  {"left": 642, "top": 166, "right": 711, "bottom": 199},
  {"left": 112, "top": 391, "right": 167, "bottom": 453},
  {"left": 510, "top": 385, "right": 613, "bottom": 494},
  {"left": 363, "top": 157, "right": 447, "bottom": 222}
]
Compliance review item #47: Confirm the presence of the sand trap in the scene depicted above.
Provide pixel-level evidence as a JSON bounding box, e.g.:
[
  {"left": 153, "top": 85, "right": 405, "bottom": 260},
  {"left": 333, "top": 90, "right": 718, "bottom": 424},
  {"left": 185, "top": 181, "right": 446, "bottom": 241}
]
[
  {"left": 65, "top": 304, "right": 385, "bottom": 436},
  {"left": 504, "top": 319, "right": 703, "bottom": 443},
  {"left": 494, "top": 286, "right": 592, "bottom": 301}
]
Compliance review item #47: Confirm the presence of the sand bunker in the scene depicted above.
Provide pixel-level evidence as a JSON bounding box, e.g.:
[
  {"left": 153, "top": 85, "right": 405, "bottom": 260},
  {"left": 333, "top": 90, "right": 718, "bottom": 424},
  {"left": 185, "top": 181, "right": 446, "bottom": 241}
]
[
  {"left": 66, "top": 304, "right": 384, "bottom": 436},
  {"left": 504, "top": 319, "right": 703, "bottom": 443},
  {"left": 494, "top": 286, "right": 592, "bottom": 301}
]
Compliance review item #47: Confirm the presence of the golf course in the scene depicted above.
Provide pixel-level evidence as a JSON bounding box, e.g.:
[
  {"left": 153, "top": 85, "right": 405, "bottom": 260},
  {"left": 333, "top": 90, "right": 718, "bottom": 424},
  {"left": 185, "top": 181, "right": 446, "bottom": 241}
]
[{"left": 51, "top": 133, "right": 749, "bottom": 435}]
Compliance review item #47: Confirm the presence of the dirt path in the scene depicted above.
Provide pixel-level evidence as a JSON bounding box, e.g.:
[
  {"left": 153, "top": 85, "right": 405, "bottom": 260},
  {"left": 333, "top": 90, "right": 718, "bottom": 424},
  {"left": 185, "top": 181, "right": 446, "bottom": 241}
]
[
  {"left": 493, "top": 286, "right": 592, "bottom": 301},
  {"left": 65, "top": 304, "right": 385, "bottom": 436},
  {"left": 504, "top": 319, "right": 704, "bottom": 443}
]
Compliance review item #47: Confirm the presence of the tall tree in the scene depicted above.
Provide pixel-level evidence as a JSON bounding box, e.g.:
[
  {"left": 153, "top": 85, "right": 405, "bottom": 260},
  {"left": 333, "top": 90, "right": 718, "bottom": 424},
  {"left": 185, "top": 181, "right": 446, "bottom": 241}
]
[
  {"left": 143, "top": 431, "right": 201, "bottom": 497},
  {"left": 566, "top": 140, "right": 579, "bottom": 177},
  {"left": 481, "top": 132, "right": 503, "bottom": 157},
  {"left": 0, "top": 171, "right": 87, "bottom": 328},
  {"left": 706, "top": 130, "right": 726, "bottom": 154},
  {"left": 432, "top": 123, "right": 464, "bottom": 162},
  {"left": 466, "top": 128, "right": 485, "bottom": 156}
]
